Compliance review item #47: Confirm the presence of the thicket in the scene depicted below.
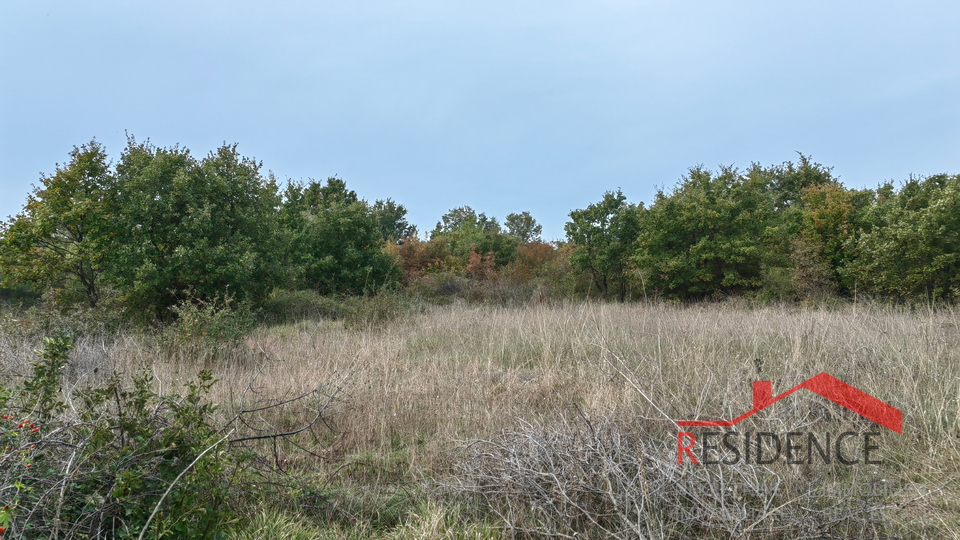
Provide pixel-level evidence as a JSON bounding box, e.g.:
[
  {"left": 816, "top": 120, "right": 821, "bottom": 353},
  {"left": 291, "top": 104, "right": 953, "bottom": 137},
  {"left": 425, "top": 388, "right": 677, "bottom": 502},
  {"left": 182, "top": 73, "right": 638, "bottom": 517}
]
[
  {"left": 0, "top": 139, "right": 409, "bottom": 324},
  {"left": 2, "top": 140, "right": 958, "bottom": 328}
]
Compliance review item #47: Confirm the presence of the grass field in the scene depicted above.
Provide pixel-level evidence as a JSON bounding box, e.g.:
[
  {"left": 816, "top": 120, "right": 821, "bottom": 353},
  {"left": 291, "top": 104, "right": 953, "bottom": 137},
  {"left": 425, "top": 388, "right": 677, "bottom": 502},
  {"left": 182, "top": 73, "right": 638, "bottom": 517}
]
[{"left": 2, "top": 300, "right": 959, "bottom": 538}]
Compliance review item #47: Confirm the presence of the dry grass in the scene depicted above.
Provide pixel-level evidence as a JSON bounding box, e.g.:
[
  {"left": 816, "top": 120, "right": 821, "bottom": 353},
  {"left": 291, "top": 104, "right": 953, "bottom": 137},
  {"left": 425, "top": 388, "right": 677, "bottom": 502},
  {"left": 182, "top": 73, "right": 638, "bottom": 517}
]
[{"left": 2, "top": 300, "right": 959, "bottom": 537}]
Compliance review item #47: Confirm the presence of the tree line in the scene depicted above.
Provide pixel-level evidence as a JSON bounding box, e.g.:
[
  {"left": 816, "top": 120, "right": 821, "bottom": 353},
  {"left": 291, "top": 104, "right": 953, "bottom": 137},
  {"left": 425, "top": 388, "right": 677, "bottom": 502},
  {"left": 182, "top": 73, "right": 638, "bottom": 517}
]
[{"left": 2, "top": 139, "right": 958, "bottom": 322}]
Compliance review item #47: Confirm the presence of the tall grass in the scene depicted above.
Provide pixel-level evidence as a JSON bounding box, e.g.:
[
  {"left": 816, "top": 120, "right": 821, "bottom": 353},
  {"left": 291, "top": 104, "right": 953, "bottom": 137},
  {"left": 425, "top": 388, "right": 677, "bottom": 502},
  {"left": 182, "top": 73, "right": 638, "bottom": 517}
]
[{"left": 1, "top": 300, "right": 957, "bottom": 537}]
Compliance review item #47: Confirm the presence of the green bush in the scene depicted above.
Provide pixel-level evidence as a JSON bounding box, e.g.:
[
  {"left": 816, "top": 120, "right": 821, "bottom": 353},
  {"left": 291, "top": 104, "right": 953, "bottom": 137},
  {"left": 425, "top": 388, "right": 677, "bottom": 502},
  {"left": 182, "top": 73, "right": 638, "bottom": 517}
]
[
  {"left": 0, "top": 336, "right": 256, "bottom": 539},
  {"left": 848, "top": 174, "right": 960, "bottom": 302},
  {"left": 259, "top": 289, "right": 411, "bottom": 329},
  {"left": 167, "top": 294, "right": 254, "bottom": 342},
  {"left": 633, "top": 166, "right": 783, "bottom": 300}
]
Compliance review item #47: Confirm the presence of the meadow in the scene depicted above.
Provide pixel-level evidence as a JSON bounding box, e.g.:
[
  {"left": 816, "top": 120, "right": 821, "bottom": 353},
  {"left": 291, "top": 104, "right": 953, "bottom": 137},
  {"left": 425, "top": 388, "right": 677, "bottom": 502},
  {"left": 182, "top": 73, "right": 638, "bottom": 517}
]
[{"left": 2, "top": 300, "right": 959, "bottom": 538}]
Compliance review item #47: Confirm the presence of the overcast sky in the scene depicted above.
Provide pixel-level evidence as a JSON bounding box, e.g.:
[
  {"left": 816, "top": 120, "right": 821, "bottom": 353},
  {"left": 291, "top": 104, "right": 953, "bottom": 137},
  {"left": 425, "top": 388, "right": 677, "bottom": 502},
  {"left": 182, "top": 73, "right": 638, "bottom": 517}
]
[{"left": 2, "top": 1, "right": 957, "bottom": 240}]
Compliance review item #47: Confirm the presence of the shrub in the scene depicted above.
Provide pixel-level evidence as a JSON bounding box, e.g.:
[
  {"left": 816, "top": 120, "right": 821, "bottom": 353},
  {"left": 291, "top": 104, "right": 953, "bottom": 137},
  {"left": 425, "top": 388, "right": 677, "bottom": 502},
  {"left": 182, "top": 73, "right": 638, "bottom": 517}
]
[
  {"left": 387, "top": 236, "right": 457, "bottom": 283},
  {"left": 167, "top": 294, "right": 254, "bottom": 342},
  {"left": 0, "top": 290, "right": 130, "bottom": 342},
  {"left": 0, "top": 336, "right": 256, "bottom": 539}
]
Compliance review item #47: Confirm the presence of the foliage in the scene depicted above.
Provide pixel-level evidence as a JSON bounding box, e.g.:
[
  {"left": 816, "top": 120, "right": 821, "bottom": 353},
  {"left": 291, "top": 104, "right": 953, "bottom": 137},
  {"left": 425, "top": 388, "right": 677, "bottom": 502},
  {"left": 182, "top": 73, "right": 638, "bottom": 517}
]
[
  {"left": 430, "top": 207, "right": 519, "bottom": 268},
  {"left": 430, "top": 206, "right": 500, "bottom": 237},
  {"left": 502, "top": 241, "right": 558, "bottom": 283},
  {"left": 785, "top": 236, "right": 837, "bottom": 301},
  {"left": 504, "top": 211, "right": 542, "bottom": 243},
  {"left": 848, "top": 174, "right": 960, "bottom": 302},
  {"left": 283, "top": 179, "right": 401, "bottom": 295},
  {"left": 0, "top": 336, "right": 254, "bottom": 539},
  {"left": 259, "top": 288, "right": 347, "bottom": 324},
  {"left": 565, "top": 190, "right": 641, "bottom": 301},
  {"left": 7, "top": 138, "right": 960, "bottom": 310},
  {"left": 633, "top": 167, "right": 784, "bottom": 300},
  {"left": 279, "top": 176, "right": 358, "bottom": 231},
  {"left": 794, "top": 182, "right": 874, "bottom": 293},
  {"left": 106, "top": 138, "right": 286, "bottom": 320},
  {"left": 371, "top": 199, "right": 416, "bottom": 242},
  {"left": 340, "top": 292, "right": 405, "bottom": 329},
  {"left": 0, "top": 275, "right": 38, "bottom": 306},
  {"left": 764, "top": 153, "right": 837, "bottom": 211},
  {"left": 387, "top": 236, "right": 456, "bottom": 283},
  {"left": 166, "top": 294, "right": 255, "bottom": 342},
  {"left": 0, "top": 141, "right": 113, "bottom": 308},
  {"left": 463, "top": 248, "right": 498, "bottom": 281},
  {"left": 0, "top": 291, "right": 131, "bottom": 343}
]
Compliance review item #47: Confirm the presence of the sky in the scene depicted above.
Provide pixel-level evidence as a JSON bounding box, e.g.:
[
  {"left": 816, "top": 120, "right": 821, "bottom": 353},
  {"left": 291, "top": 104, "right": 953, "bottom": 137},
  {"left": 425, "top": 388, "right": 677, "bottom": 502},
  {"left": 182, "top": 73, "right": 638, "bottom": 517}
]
[{"left": 2, "top": 1, "right": 958, "bottom": 241}]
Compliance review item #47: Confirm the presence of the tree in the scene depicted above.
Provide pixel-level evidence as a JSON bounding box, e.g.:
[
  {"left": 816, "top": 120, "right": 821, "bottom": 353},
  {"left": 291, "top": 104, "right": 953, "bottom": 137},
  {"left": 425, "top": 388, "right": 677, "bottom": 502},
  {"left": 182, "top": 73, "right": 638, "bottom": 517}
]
[
  {"left": 431, "top": 206, "right": 501, "bottom": 237},
  {"left": 282, "top": 178, "right": 400, "bottom": 294},
  {"left": 505, "top": 211, "right": 543, "bottom": 243},
  {"left": 371, "top": 198, "right": 416, "bottom": 242},
  {"left": 430, "top": 207, "right": 518, "bottom": 268},
  {"left": 282, "top": 177, "right": 358, "bottom": 216},
  {"left": 106, "top": 138, "right": 285, "bottom": 318},
  {"left": 848, "top": 174, "right": 960, "bottom": 301},
  {"left": 565, "top": 190, "right": 641, "bottom": 301},
  {"left": 503, "top": 241, "right": 558, "bottom": 283},
  {"left": 765, "top": 153, "right": 836, "bottom": 211},
  {"left": 795, "top": 182, "right": 872, "bottom": 292},
  {"left": 0, "top": 140, "right": 112, "bottom": 307},
  {"left": 387, "top": 234, "right": 455, "bottom": 282},
  {"left": 633, "top": 167, "right": 782, "bottom": 300}
]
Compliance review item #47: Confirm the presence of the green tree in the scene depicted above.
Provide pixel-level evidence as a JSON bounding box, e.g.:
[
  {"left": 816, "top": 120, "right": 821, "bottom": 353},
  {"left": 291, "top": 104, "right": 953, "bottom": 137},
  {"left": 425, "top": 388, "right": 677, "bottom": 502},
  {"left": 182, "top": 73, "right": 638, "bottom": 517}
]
[
  {"left": 795, "top": 182, "right": 873, "bottom": 292},
  {"left": 505, "top": 211, "right": 543, "bottom": 243},
  {"left": 281, "top": 177, "right": 358, "bottom": 216},
  {"left": 0, "top": 140, "right": 112, "bottom": 307},
  {"left": 848, "top": 174, "right": 960, "bottom": 301},
  {"left": 633, "top": 167, "right": 782, "bottom": 300},
  {"left": 283, "top": 178, "right": 400, "bottom": 294},
  {"left": 565, "top": 190, "right": 641, "bottom": 301},
  {"left": 430, "top": 206, "right": 519, "bottom": 268},
  {"left": 106, "top": 138, "right": 285, "bottom": 318},
  {"left": 371, "top": 198, "right": 416, "bottom": 242},
  {"left": 765, "top": 153, "right": 836, "bottom": 211},
  {"left": 431, "top": 206, "right": 501, "bottom": 237}
]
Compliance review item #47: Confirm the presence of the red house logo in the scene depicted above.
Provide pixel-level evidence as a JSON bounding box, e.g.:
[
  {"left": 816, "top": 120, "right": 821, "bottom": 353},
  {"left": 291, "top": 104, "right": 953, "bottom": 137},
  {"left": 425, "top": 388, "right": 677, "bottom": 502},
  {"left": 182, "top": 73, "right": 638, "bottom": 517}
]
[{"left": 678, "top": 372, "right": 902, "bottom": 434}]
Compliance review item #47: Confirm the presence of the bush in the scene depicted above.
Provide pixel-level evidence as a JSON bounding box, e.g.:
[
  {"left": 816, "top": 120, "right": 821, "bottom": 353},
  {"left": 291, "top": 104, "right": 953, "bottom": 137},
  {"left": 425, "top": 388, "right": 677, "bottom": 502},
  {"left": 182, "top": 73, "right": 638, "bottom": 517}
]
[
  {"left": 0, "top": 290, "right": 130, "bottom": 343},
  {"left": 258, "top": 289, "right": 409, "bottom": 330},
  {"left": 167, "top": 294, "right": 254, "bottom": 342},
  {"left": 403, "top": 272, "right": 470, "bottom": 305},
  {"left": 258, "top": 289, "right": 346, "bottom": 324},
  {"left": 0, "top": 336, "right": 256, "bottom": 539}
]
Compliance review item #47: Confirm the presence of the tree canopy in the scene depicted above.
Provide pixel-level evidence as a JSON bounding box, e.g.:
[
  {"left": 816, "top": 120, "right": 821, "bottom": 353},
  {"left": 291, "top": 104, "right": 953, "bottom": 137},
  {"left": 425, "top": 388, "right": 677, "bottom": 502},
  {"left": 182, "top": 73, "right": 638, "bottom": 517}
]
[
  {"left": 1, "top": 139, "right": 403, "bottom": 320},
  {"left": 565, "top": 190, "right": 641, "bottom": 301},
  {"left": 0, "top": 140, "right": 112, "bottom": 307},
  {"left": 283, "top": 178, "right": 401, "bottom": 294},
  {"left": 4, "top": 141, "right": 958, "bottom": 315}
]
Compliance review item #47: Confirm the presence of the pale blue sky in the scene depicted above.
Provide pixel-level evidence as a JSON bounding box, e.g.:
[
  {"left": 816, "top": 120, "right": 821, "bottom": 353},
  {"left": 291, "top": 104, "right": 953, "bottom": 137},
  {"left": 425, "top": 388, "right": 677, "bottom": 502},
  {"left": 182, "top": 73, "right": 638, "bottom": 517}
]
[{"left": 2, "top": 1, "right": 958, "bottom": 240}]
